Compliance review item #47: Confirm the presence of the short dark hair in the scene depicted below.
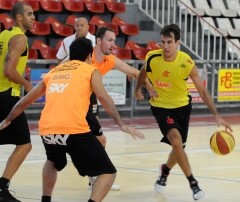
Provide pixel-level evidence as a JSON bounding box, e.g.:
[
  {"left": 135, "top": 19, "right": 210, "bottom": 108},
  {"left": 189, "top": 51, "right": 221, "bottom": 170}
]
[
  {"left": 160, "top": 24, "right": 181, "bottom": 41},
  {"left": 69, "top": 37, "right": 93, "bottom": 61},
  {"left": 95, "top": 27, "right": 114, "bottom": 40},
  {"left": 11, "top": 2, "right": 29, "bottom": 20}
]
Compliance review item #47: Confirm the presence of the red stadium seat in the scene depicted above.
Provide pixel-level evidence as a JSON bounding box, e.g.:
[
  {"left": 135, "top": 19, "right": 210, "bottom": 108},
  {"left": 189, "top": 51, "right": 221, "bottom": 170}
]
[
  {"left": 32, "top": 39, "right": 58, "bottom": 59},
  {"left": 62, "top": 0, "right": 84, "bottom": 12},
  {"left": 90, "top": 16, "right": 118, "bottom": 35},
  {"left": 66, "top": 14, "right": 77, "bottom": 26},
  {"left": 125, "top": 41, "right": 150, "bottom": 60},
  {"left": 112, "top": 16, "right": 139, "bottom": 36},
  {"left": 0, "top": 0, "right": 16, "bottom": 11},
  {"left": 45, "top": 17, "right": 74, "bottom": 37},
  {"left": 0, "top": 14, "right": 14, "bottom": 30},
  {"left": 99, "top": 0, "right": 126, "bottom": 13},
  {"left": 112, "top": 46, "right": 132, "bottom": 60},
  {"left": 84, "top": 0, "right": 105, "bottom": 14},
  {"left": 146, "top": 40, "right": 162, "bottom": 50},
  {"left": 55, "top": 39, "right": 63, "bottom": 50},
  {"left": 28, "top": 48, "right": 38, "bottom": 59},
  {"left": 29, "top": 20, "right": 51, "bottom": 36},
  {"left": 39, "top": 0, "right": 62, "bottom": 12}
]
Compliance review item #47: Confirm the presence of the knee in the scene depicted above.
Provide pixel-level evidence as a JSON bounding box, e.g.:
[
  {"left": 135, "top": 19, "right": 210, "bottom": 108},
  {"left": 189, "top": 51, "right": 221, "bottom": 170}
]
[
  {"left": 96, "top": 135, "right": 107, "bottom": 147},
  {"left": 17, "top": 143, "right": 32, "bottom": 154},
  {"left": 167, "top": 130, "right": 183, "bottom": 150}
]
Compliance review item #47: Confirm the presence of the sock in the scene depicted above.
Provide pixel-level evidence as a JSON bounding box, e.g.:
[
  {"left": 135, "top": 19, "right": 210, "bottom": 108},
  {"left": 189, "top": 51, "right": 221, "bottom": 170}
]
[
  {"left": 41, "top": 196, "right": 51, "bottom": 202},
  {"left": 0, "top": 177, "right": 10, "bottom": 190},
  {"left": 162, "top": 164, "right": 171, "bottom": 176},
  {"left": 187, "top": 174, "right": 197, "bottom": 186},
  {"left": 88, "top": 200, "right": 96, "bottom": 202}
]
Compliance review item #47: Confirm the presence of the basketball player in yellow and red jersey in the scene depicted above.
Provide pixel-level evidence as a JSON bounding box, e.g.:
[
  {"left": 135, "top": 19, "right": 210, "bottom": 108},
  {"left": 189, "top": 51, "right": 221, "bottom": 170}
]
[{"left": 135, "top": 24, "right": 233, "bottom": 200}]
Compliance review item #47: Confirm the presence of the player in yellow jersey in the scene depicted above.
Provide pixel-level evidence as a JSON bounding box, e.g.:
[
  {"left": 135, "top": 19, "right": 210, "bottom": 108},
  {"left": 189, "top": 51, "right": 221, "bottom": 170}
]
[
  {"left": 135, "top": 24, "right": 233, "bottom": 200},
  {"left": 0, "top": 37, "right": 145, "bottom": 202},
  {"left": 0, "top": 2, "right": 35, "bottom": 201}
]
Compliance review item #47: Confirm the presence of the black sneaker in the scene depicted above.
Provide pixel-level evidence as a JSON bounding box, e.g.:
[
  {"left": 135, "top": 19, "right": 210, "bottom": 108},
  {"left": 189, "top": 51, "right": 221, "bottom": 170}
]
[
  {"left": 191, "top": 183, "right": 204, "bottom": 200},
  {"left": 0, "top": 189, "right": 21, "bottom": 202},
  {"left": 154, "top": 164, "right": 168, "bottom": 193}
]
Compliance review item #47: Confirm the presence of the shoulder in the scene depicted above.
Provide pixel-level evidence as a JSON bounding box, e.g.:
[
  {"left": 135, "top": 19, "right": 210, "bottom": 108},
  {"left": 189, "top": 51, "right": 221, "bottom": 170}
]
[
  {"left": 178, "top": 51, "right": 195, "bottom": 65},
  {"left": 63, "top": 34, "right": 75, "bottom": 43},
  {"left": 146, "top": 49, "right": 162, "bottom": 61}
]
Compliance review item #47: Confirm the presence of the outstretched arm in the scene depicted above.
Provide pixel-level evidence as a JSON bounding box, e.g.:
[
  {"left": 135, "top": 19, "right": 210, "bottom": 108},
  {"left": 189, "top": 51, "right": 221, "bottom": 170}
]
[
  {"left": 190, "top": 65, "right": 232, "bottom": 132},
  {"left": 0, "top": 81, "right": 46, "bottom": 130},
  {"left": 114, "top": 57, "right": 157, "bottom": 99},
  {"left": 91, "top": 69, "right": 145, "bottom": 139}
]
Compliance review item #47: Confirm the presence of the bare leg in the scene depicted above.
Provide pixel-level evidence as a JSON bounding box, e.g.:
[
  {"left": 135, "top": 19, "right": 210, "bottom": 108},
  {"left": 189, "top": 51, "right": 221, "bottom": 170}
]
[
  {"left": 96, "top": 135, "right": 106, "bottom": 147},
  {"left": 89, "top": 173, "right": 116, "bottom": 202},
  {"left": 42, "top": 160, "right": 57, "bottom": 196},
  {"left": 2, "top": 143, "right": 32, "bottom": 179},
  {"left": 167, "top": 128, "right": 192, "bottom": 177}
]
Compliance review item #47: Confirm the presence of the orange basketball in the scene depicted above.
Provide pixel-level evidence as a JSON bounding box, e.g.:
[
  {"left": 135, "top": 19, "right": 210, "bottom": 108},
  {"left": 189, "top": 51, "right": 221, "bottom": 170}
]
[{"left": 210, "top": 130, "right": 235, "bottom": 155}]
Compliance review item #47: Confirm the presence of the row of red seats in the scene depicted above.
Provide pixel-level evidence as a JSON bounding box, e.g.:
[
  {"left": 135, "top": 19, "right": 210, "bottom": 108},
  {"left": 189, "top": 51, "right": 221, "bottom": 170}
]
[
  {"left": 0, "top": 0, "right": 125, "bottom": 14},
  {"left": 0, "top": 14, "right": 139, "bottom": 37},
  {"left": 29, "top": 39, "right": 161, "bottom": 60}
]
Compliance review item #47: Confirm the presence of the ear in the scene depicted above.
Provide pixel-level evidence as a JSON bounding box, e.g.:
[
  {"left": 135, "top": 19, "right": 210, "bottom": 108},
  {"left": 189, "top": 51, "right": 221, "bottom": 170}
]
[
  {"left": 96, "top": 37, "right": 101, "bottom": 44},
  {"left": 16, "top": 13, "right": 23, "bottom": 21}
]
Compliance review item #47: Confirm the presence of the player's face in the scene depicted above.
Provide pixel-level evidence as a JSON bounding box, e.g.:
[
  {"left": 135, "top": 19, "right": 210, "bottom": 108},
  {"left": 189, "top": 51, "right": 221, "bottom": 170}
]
[
  {"left": 21, "top": 5, "right": 35, "bottom": 31},
  {"left": 75, "top": 18, "right": 89, "bottom": 37},
  {"left": 99, "top": 31, "right": 116, "bottom": 55},
  {"left": 161, "top": 32, "right": 179, "bottom": 60}
]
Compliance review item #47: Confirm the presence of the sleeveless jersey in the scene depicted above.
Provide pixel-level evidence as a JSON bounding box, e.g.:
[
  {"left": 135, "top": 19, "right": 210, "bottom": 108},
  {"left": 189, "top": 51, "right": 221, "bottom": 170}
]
[
  {"left": 0, "top": 27, "right": 28, "bottom": 97},
  {"left": 92, "top": 51, "right": 115, "bottom": 75},
  {"left": 145, "top": 49, "right": 194, "bottom": 108},
  {"left": 39, "top": 60, "right": 96, "bottom": 135}
]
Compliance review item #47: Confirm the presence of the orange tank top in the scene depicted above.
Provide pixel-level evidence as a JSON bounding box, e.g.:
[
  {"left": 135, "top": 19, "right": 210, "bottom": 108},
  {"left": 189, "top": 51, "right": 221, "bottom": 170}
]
[
  {"left": 39, "top": 60, "right": 96, "bottom": 135},
  {"left": 92, "top": 51, "right": 115, "bottom": 75}
]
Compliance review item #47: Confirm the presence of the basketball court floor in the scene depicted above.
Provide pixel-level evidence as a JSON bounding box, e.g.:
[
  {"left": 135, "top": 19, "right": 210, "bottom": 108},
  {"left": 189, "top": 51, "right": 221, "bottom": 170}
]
[{"left": 0, "top": 114, "right": 239, "bottom": 202}]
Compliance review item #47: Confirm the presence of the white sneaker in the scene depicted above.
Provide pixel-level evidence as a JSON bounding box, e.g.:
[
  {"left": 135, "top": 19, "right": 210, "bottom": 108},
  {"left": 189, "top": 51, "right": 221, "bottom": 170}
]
[{"left": 88, "top": 176, "right": 120, "bottom": 191}]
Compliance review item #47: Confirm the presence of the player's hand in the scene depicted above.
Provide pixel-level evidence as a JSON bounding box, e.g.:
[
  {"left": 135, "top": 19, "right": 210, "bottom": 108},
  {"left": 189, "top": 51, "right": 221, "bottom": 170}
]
[
  {"left": 0, "top": 120, "right": 10, "bottom": 130},
  {"left": 135, "top": 89, "right": 144, "bottom": 100},
  {"left": 24, "top": 82, "right": 34, "bottom": 93},
  {"left": 120, "top": 124, "right": 145, "bottom": 139},
  {"left": 215, "top": 115, "right": 233, "bottom": 132}
]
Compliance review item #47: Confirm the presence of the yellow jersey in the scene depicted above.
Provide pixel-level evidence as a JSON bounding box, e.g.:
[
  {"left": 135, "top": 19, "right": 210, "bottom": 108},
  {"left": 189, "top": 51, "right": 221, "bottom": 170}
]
[
  {"left": 0, "top": 27, "right": 28, "bottom": 97},
  {"left": 145, "top": 49, "right": 194, "bottom": 108}
]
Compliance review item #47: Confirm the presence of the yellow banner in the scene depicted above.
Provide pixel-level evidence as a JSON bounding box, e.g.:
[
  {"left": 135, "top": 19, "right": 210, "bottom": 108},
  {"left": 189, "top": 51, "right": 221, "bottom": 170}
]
[{"left": 218, "top": 69, "right": 240, "bottom": 102}]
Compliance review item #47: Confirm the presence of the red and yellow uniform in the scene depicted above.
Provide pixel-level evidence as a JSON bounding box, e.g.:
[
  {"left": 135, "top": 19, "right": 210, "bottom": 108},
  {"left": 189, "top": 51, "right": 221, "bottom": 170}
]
[{"left": 145, "top": 49, "right": 195, "bottom": 108}]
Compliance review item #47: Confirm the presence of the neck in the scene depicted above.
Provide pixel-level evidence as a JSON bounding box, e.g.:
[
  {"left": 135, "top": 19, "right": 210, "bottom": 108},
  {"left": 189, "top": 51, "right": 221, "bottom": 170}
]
[{"left": 93, "top": 46, "right": 105, "bottom": 63}]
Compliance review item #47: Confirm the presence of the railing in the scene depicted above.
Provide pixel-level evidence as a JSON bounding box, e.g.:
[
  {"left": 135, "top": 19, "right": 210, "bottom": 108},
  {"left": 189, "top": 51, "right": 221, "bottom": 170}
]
[{"left": 120, "top": 0, "right": 240, "bottom": 62}]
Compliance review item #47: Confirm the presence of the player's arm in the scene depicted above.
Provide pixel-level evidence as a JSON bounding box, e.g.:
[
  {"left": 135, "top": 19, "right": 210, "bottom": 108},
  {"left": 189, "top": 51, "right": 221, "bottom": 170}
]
[
  {"left": 114, "top": 57, "right": 157, "bottom": 98},
  {"left": 0, "top": 80, "right": 46, "bottom": 130},
  {"left": 190, "top": 65, "right": 232, "bottom": 132},
  {"left": 91, "top": 69, "right": 144, "bottom": 139},
  {"left": 134, "top": 65, "right": 148, "bottom": 100},
  {"left": 4, "top": 35, "right": 33, "bottom": 92}
]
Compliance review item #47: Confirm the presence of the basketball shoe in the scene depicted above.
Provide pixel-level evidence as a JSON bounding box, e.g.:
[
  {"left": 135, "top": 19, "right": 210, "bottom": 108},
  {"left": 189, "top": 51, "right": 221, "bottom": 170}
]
[
  {"left": 154, "top": 164, "right": 169, "bottom": 193},
  {"left": 0, "top": 189, "right": 21, "bottom": 202},
  {"left": 191, "top": 182, "right": 204, "bottom": 200},
  {"left": 88, "top": 176, "right": 120, "bottom": 191}
]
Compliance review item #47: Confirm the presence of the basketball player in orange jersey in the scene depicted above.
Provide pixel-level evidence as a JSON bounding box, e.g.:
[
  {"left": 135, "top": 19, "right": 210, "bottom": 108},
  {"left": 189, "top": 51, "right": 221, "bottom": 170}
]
[
  {"left": 135, "top": 24, "right": 233, "bottom": 200},
  {"left": 57, "top": 26, "right": 157, "bottom": 190},
  {"left": 0, "top": 37, "right": 145, "bottom": 202}
]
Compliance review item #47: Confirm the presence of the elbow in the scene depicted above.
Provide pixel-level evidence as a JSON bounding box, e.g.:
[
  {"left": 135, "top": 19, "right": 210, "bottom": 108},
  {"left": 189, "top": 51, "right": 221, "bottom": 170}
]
[{"left": 3, "top": 69, "right": 11, "bottom": 79}]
